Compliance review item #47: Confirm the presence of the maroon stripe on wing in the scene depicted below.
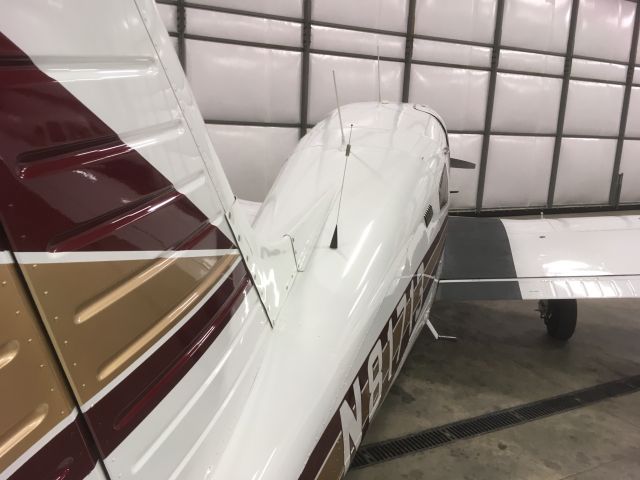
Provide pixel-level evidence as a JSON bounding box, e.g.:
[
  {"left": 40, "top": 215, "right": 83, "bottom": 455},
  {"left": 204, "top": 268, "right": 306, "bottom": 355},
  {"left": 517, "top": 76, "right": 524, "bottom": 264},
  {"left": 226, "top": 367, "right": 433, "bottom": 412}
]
[
  {"left": 8, "top": 416, "right": 98, "bottom": 480},
  {"left": 0, "top": 224, "right": 9, "bottom": 251},
  {"left": 0, "top": 32, "right": 233, "bottom": 253},
  {"left": 85, "top": 262, "right": 250, "bottom": 458}
]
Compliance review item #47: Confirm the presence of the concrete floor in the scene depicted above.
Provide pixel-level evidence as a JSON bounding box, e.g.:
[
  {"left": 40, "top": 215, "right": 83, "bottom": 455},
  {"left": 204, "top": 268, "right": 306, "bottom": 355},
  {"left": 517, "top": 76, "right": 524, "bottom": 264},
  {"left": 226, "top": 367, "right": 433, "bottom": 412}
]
[{"left": 346, "top": 299, "right": 640, "bottom": 480}]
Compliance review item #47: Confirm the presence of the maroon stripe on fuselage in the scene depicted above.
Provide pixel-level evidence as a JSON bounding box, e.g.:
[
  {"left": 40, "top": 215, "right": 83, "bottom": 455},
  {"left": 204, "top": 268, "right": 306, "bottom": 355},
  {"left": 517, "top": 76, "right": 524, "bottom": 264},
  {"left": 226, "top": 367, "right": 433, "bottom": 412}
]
[
  {"left": 0, "top": 33, "right": 232, "bottom": 252},
  {"left": 8, "top": 416, "right": 98, "bottom": 480},
  {"left": 298, "top": 220, "right": 448, "bottom": 480},
  {"left": 85, "top": 262, "right": 250, "bottom": 457}
]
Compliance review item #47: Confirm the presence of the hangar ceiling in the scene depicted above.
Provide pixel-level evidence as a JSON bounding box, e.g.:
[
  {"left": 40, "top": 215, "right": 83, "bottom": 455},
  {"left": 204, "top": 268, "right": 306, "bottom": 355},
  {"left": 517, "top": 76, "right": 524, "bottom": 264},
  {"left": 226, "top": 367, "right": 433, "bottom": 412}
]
[{"left": 156, "top": 0, "right": 640, "bottom": 214}]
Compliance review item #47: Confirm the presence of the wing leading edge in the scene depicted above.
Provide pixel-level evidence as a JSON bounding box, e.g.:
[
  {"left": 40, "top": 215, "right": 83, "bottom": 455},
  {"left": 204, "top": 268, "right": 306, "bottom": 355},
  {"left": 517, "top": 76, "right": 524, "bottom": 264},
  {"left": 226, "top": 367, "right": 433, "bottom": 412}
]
[{"left": 437, "top": 215, "right": 640, "bottom": 301}]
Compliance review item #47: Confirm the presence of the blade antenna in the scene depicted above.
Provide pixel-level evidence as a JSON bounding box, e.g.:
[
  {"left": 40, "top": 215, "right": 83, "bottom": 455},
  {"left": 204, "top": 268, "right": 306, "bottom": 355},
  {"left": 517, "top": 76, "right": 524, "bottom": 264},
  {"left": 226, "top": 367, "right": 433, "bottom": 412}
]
[
  {"left": 332, "top": 70, "right": 345, "bottom": 145},
  {"left": 376, "top": 43, "right": 382, "bottom": 103},
  {"left": 330, "top": 124, "right": 353, "bottom": 249}
]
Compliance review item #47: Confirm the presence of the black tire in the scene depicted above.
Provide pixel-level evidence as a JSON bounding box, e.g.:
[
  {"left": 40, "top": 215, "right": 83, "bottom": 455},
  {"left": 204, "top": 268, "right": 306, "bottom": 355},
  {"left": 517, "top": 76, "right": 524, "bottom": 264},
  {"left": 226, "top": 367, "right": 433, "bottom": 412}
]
[{"left": 540, "top": 299, "right": 577, "bottom": 341}]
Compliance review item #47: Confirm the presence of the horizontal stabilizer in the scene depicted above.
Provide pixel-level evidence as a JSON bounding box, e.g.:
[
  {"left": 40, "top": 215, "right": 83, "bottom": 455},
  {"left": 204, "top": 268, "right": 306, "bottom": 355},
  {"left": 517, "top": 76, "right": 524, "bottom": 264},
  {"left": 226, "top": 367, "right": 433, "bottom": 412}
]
[{"left": 450, "top": 158, "right": 476, "bottom": 169}]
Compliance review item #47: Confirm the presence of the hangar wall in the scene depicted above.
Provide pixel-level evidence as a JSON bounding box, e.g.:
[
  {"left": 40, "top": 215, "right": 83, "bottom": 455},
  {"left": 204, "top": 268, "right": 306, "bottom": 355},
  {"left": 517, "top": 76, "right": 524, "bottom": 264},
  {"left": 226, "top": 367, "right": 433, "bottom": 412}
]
[{"left": 156, "top": 0, "right": 640, "bottom": 213}]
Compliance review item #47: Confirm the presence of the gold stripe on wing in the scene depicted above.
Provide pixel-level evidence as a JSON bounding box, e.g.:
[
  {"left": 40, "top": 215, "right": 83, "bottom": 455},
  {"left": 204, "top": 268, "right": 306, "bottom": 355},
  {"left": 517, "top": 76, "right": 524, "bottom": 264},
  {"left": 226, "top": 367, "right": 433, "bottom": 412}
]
[
  {"left": 0, "top": 404, "right": 48, "bottom": 460},
  {"left": 23, "top": 253, "right": 239, "bottom": 404},
  {"left": 0, "top": 263, "right": 74, "bottom": 473},
  {"left": 0, "top": 340, "right": 19, "bottom": 370},
  {"left": 75, "top": 253, "right": 189, "bottom": 325},
  {"left": 96, "top": 254, "right": 238, "bottom": 382}
]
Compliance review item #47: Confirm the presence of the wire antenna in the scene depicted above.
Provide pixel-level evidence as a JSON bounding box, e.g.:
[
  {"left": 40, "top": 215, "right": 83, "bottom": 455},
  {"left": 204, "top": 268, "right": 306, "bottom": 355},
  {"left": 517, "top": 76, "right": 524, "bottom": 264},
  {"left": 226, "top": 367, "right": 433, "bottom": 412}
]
[
  {"left": 376, "top": 43, "right": 382, "bottom": 103},
  {"left": 330, "top": 124, "right": 353, "bottom": 249},
  {"left": 332, "top": 70, "right": 345, "bottom": 144}
]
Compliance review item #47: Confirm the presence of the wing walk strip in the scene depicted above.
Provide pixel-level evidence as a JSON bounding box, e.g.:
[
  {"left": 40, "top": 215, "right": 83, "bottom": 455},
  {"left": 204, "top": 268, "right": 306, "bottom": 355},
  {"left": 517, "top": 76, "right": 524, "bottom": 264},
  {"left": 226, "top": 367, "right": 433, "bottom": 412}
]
[
  {"left": 350, "top": 374, "right": 640, "bottom": 469},
  {"left": 299, "top": 220, "right": 448, "bottom": 480},
  {"left": 437, "top": 216, "right": 522, "bottom": 300}
]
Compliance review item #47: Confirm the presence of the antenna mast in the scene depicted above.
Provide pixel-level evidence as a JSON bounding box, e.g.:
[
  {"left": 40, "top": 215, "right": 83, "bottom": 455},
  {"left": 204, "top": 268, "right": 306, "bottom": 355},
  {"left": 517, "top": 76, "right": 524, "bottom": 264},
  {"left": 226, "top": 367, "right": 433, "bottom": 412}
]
[
  {"left": 376, "top": 43, "right": 382, "bottom": 103},
  {"left": 332, "top": 70, "right": 345, "bottom": 144},
  {"left": 330, "top": 124, "right": 353, "bottom": 249}
]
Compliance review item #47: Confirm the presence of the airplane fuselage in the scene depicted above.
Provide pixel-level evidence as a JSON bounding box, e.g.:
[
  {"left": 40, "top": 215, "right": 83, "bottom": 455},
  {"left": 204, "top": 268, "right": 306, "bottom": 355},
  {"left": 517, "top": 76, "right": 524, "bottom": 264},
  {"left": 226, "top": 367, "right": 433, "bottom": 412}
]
[{"left": 0, "top": 2, "right": 449, "bottom": 478}]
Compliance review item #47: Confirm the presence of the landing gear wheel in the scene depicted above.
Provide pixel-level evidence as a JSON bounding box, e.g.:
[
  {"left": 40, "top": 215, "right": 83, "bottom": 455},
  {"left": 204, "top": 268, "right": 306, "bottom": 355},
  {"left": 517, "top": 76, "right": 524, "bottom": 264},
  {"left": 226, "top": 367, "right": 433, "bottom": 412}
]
[{"left": 538, "top": 299, "right": 577, "bottom": 341}]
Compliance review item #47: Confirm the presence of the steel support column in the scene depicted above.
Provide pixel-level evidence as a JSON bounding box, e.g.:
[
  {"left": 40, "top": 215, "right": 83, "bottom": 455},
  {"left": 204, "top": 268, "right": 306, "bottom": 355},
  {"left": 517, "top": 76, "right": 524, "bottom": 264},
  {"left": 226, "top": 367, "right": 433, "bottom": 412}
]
[
  {"left": 300, "top": 0, "right": 312, "bottom": 138},
  {"left": 401, "top": 0, "right": 417, "bottom": 103},
  {"left": 176, "top": 0, "right": 187, "bottom": 70},
  {"left": 475, "top": 0, "right": 505, "bottom": 213},
  {"left": 546, "top": 0, "right": 580, "bottom": 207},
  {"left": 609, "top": 2, "right": 640, "bottom": 207}
]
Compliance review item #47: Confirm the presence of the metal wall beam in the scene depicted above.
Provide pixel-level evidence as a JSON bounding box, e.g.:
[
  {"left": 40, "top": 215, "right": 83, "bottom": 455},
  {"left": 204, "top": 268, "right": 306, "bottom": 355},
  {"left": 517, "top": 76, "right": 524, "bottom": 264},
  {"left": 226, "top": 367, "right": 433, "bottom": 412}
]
[
  {"left": 401, "top": 0, "right": 417, "bottom": 102},
  {"left": 609, "top": 2, "right": 640, "bottom": 206},
  {"left": 474, "top": 0, "right": 505, "bottom": 213},
  {"left": 299, "top": 0, "right": 312, "bottom": 138},
  {"left": 176, "top": 0, "right": 186, "bottom": 70},
  {"left": 546, "top": 0, "right": 580, "bottom": 208},
  {"left": 451, "top": 202, "right": 640, "bottom": 218},
  {"left": 165, "top": 0, "right": 638, "bottom": 216}
]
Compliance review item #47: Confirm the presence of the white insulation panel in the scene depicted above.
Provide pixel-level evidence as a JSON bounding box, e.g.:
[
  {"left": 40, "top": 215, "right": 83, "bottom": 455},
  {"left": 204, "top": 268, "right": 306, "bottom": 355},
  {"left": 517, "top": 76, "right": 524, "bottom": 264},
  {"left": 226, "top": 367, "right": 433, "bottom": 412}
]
[
  {"left": 207, "top": 125, "right": 299, "bottom": 202},
  {"left": 449, "top": 134, "right": 482, "bottom": 209},
  {"left": 483, "top": 136, "right": 554, "bottom": 208},
  {"left": 187, "top": 8, "right": 301, "bottom": 47},
  {"left": 174, "top": 0, "right": 640, "bottom": 208},
  {"left": 501, "top": 0, "right": 572, "bottom": 53},
  {"left": 492, "top": 73, "right": 561, "bottom": 134},
  {"left": 574, "top": 0, "right": 635, "bottom": 63},
  {"left": 412, "top": 39, "right": 491, "bottom": 68},
  {"left": 499, "top": 50, "right": 565, "bottom": 76},
  {"left": 563, "top": 80, "right": 624, "bottom": 136},
  {"left": 620, "top": 140, "right": 640, "bottom": 204},
  {"left": 571, "top": 58, "right": 627, "bottom": 83},
  {"left": 625, "top": 87, "right": 640, "bottom": 137},
  {"left": 308, "top": 54, "right": 403, "bottom": 124},
  {"left": 187, "top": 39, "right": 301, "bottom": 122},
  {"left": 311, "top": 26, "right": 405, "bottom": 58},
  {"left": 554, "top": 138, "right": 616, "bottom": 205},
  {"left": 192, "top": 0, "right": 302, "bottom": 18},
  {"left": 409, "top": 64, "right": 489, "bottom": 131},
  {"left": 312, "top": 0, "right": 408, "bottom": 32},
  {"left": 415, "top": 0, "right": 497, "bottom": 44}
]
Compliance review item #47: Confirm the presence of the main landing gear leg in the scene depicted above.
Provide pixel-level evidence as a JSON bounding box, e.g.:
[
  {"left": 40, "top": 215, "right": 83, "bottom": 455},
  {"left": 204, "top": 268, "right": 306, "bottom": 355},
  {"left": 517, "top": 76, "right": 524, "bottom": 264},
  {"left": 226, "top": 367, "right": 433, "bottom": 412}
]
[{"left": 538, "top": 299, "right": 577, "bottom": 341}]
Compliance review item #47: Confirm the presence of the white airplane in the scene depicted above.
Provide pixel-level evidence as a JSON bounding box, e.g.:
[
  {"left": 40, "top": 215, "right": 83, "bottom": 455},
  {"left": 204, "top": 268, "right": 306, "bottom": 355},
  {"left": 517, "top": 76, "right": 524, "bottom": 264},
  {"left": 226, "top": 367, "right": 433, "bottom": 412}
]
[{"left": 1, "top": 2, "right": 640, "bottom": 480}]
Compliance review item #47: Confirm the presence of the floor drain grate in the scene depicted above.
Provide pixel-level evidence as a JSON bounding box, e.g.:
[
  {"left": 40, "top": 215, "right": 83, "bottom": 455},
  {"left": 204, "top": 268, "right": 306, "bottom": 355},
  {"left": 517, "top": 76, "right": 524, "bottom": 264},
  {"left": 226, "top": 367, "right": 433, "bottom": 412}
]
[{"left": 351, "top": 374, "right": 640, "bottom": 469}]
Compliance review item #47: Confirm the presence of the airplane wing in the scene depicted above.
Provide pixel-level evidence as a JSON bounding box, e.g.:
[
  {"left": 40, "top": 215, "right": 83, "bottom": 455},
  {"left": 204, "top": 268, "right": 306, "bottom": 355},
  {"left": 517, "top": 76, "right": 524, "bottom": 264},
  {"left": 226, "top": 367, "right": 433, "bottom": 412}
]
[{"left": 437, "top": 215, "right": 640, "bottom": 301}]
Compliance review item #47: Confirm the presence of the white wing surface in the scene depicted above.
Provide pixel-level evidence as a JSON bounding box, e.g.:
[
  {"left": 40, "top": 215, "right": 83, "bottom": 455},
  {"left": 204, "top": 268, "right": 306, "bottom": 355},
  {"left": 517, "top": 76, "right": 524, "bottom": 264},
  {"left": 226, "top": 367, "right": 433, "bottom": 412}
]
[{"left": 437, "top": 215, "right": 640, "bottom": 300}]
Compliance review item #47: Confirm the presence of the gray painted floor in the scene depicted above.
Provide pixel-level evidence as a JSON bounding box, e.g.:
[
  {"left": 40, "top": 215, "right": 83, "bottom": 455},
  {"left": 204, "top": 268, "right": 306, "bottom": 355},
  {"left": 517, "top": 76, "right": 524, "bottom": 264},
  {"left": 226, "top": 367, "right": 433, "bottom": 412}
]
[{"left": 346, "top": 299, "right": 640, "bottom": 480}]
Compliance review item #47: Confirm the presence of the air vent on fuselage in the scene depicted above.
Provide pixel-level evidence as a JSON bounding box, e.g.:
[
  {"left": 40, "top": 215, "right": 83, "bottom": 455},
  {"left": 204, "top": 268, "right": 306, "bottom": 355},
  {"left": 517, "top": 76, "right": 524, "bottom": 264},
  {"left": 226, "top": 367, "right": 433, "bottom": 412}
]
[{"left": 424, "top": 205, "right": 433, "bottom": 227}]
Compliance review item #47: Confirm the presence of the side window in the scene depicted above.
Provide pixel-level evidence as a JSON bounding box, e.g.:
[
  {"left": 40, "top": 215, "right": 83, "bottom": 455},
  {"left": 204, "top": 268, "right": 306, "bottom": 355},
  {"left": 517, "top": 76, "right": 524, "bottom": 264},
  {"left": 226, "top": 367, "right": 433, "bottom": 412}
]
[{"left": 439, "top": 168, "right": 448, "bottom": 209}]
